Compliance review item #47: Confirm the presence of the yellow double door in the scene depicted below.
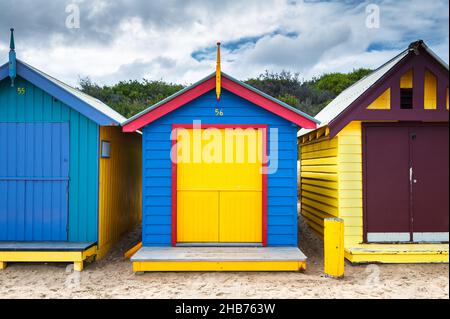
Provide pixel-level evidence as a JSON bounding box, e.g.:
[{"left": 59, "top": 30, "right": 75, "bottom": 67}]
[{"left": 176, "top": 128, "right": 263, "bottom": 244}]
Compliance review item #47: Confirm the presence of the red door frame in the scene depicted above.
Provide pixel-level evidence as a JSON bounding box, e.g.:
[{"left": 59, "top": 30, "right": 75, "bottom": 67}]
[
  {"left": 171, "top": 124, "right": 268, "bottom": 247},
  {"left": 362, "top": 121, "right": 449, "bottom": 242}
]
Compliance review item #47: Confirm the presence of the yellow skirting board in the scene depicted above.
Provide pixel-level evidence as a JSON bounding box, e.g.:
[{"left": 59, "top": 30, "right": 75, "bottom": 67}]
[
  {"left": 133, "top": 260, "right": 307, "bottom": 272},
  {"left": 345, "top": 244, "right": 449, "bottom": 264},
  {"left": 0, "top": 246, "right": 97, "bottom": 271}
]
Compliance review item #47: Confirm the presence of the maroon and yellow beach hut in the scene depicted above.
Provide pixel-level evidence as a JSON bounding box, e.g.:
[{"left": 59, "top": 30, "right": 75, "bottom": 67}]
[{"left": 299, "top": 40, "right": 449, "bottom": 263}]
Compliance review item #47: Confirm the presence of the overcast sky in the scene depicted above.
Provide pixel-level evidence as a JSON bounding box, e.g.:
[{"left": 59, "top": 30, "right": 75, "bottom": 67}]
[{"left": 0, "top": 0, "right": 448, "bottom": 87}]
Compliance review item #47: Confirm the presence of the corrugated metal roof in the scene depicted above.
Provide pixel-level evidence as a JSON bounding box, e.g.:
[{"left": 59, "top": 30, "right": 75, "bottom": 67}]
[
  {"left": 0, "top": 60, "right": 126, "bottom": 125},
  {"left": 298, "top": 41, "right": 449, "bottom": 137},
  {"left": 123, "top": 71, "right": 319, "bottom": 126}
]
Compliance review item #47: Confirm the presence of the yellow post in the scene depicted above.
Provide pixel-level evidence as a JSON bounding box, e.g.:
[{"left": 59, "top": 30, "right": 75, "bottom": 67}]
[
  {"left": 324, "top": 218, "right": 344, "bottom": 278},
  {"left": 74, "top": 261, "right": 84, "bottom": 272},
  {"left": 0, "top": 261, "right": 7, "bottom": 270}
]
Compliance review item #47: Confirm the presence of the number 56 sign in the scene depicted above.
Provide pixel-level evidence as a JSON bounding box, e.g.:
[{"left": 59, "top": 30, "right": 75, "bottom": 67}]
[{"left": 215, "top": 108, "right": 224, "bottom": 116}]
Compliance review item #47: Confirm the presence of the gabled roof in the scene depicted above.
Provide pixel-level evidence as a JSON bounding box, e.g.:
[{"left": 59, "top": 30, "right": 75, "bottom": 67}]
[
  {"left": 0, "top": 59, "right": 126, "bottom": 125},
  {"left": 299, "top": 40, "right": 449, "bottom": 137},
  {"left": 122, "top": 72, "right": 319, "bottom": 132}
]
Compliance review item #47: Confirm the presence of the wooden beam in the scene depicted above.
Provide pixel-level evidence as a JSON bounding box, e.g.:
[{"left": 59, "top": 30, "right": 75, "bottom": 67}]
[{"left": 133, "top": 261, "right": 307, "bottom": 272}]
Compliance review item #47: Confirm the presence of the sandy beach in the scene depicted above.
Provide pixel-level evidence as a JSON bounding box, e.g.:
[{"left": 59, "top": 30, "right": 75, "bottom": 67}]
[{"left": 0, "top": 217, "right": 448, "bottom": 299}]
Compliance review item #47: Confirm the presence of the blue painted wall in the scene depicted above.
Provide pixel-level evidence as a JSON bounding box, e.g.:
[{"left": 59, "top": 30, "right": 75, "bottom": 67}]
[
  {"left": 142, "top": 89, "right": 298, "bottom": 247},
  {"left": 0, "top": 122, "right": 69, "bottom": 241},
  {"left": 0, "top": 76, "right": 99, "bottom": 242}
]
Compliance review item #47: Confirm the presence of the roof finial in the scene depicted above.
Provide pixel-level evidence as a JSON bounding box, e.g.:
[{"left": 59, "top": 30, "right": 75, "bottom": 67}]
[
  {"left": 216, "top": 42, "right": 221, "bottom": 101},
  {"left": 10, "top": 28, "right": 15, "bottom": 50},
  {"left": 9, "top": 28, "right": 17, "bottom": 87}
]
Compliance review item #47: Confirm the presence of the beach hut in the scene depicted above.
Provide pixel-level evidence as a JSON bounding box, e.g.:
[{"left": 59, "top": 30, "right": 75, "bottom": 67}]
[
  {"left": 0, "top": 29, "right": 141, "bottom": 271},
  {"left": 299, "top": 40, "right": 449, "bottom": 264},
  {"left": 122, "top": 44, "right": 318, "bottom": 272}
]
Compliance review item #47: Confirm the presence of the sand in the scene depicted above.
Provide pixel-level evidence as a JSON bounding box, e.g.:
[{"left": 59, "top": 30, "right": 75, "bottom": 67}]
[{"left": 0, "top": 216, "right": 448, "bottom": 299}]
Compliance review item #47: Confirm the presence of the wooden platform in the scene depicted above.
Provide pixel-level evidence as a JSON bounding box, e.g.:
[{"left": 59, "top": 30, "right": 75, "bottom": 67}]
[
  {"left": 345, "top": 243, "right": 449, "bottom": 264},
  {"left": 131, "top": 247, "right": 307, "bottom": 272},
  {"left": 0, "top": 241, "right": 97, "bottom": 271}
]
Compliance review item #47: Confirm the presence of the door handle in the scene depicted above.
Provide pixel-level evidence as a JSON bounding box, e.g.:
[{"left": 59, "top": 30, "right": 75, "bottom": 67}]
[
  {"left": 409, "top": 167, "right": 413, "bottom": 183},
  {"left": 410, "top": 167, "right": 417, "bottom": 184}
]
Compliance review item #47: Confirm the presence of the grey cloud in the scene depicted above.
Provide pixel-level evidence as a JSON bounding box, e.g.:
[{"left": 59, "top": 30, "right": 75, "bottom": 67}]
[
  {"left": 0, "top": 0, "right": 243, "bottom": 48},
  {"left": 89, "top": 56, "right": 177, "bottom": 84},
  {"left": 0, "top": 0, "right": 447, "bottom": 86},
  {"left": 247, "top": 25, "right": 352, "bottom": 71}
]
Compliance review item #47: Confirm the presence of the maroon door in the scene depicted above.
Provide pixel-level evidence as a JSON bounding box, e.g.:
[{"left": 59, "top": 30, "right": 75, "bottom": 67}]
[
  {"left": 364, "top": 125, "right": 411, "bottom": 242},
  {"left": 364, "top": 123, "right": 449, "bottom": 243},
  {"left": 411, "top": 125, "right": 449, "bottom": 241}
]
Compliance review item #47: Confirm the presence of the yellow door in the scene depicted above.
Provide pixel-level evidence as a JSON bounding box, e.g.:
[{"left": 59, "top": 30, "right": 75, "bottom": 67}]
[
  {"left": 177, "top": 191, "right": 219, "bottom": 242},
  {"left": 176, "top": 128, "right": 263, "bottom": 243}
]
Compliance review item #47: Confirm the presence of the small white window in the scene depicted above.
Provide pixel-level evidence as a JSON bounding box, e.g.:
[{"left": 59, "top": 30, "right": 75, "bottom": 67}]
[{"left": 101, "top": 140, "right": 111, "bottom": 158}]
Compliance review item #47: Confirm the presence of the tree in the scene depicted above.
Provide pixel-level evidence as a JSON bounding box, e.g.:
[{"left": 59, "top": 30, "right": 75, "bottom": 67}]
[
  {"left": 78, "top": 77, "right": 184, "bottom": 118},
  {"left": 78, "top": 68, "right": 373, "bottom": 118}
]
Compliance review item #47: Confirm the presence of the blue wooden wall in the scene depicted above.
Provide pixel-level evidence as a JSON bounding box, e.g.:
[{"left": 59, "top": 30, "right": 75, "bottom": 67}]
[
  {"left": 0, "top": 77, "right": 99, "bottom": 242},
  {"left": 0, "top": 122, "right": 69, "bottom": 241},
  {"left": 142, "top": 89, "right": 298, "bottom": 247}
]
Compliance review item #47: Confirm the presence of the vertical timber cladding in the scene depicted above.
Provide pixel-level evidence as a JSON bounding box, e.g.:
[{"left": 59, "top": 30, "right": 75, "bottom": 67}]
[
  {"left": 0, "top": 122, "right": 69, "bottom": 241},
  {"left": 364, "top": 123, "right": 449, "bottom": 243},
  {"left": 0, "top": 77, "right": 99, "bottom": 242},
  {"left": 98, "top": 126, "right": 142, "bottom": 258},
  {"left": 176, "top": 126, "right": 264, "bottom": 244}
]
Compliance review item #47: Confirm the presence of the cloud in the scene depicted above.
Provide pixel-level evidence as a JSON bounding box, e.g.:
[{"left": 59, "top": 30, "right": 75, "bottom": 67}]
[
  {"left": 0, "top": 0, "right": 448, "bottom": 87},
  {"left": 92, "top": 56, "right": 177, "bottom": 83}
]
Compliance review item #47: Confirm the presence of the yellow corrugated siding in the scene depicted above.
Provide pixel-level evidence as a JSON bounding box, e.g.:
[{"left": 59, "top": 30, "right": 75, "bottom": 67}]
[
  {"left": 98, "top": 126, "right": 142, "bottom": 259},
  {"left": 337, "top": 121, "right": 363, "bottom": 246},
  {"left": 300, "top": 135, "right": 340, "bottom": 231},
  {"left": 299, "top": 121, "right": 363, "bottom": 246}
]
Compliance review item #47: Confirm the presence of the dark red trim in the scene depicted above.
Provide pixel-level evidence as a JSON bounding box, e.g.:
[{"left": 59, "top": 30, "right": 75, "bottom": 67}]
[
  {"left": 362, "top": 124, "right": 368, "bottom": 243},
  {"left": 329, "top": 48, "right": 449, "bottom": 137},
  {"left": 171, "top": 123, "right": 269, "bottom": 246},
  {"left": 123, "top": 75, "right": 317, "bottom": 132},
  {"left": 123, "top": 78, "right": 216, "bottom": 132},
  {"left": 171, "top": 131, "right": 178, "bottom": 247},
  {"left": 262, "top": 127, "right": 268, "bottom": 247}
]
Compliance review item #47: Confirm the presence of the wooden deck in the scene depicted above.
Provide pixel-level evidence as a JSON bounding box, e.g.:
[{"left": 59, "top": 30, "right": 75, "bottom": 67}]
[
  {"left": 0, "top": 241, "right": 96, "bottom": 251},
  {"left": 131, "top": 247, "right": 307, "bottom": 272},
  {"left": 0, "top": 241, "right": 97, "bottom": 271},
  {"left": 345, "top": 243, "right": 449, "bottom": 264}
]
